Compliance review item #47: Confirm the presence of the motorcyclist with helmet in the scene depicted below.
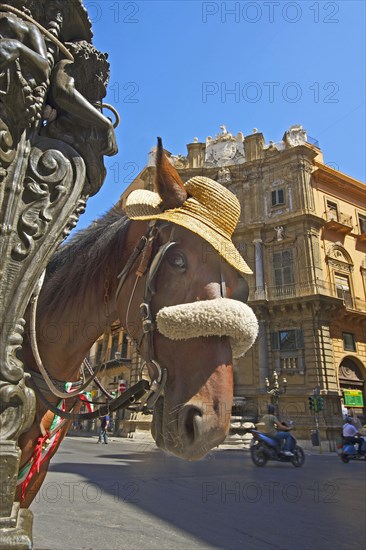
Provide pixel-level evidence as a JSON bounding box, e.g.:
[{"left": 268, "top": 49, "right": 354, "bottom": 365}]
[{"left": 342, "top": 416, "right": 363, "bottom": 455}]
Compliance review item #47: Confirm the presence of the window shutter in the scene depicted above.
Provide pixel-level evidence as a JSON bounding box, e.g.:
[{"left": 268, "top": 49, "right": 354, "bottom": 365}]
[
  {"left": 271, "top": 190, "right": 277, "bottom": 206},
  {"left": 296, "top": 329, "right": 304, "bottom": 349},
  {"left": 121, "top": 333, "right": 128, "bottom": 357},
  {"left": 270, "top": 332, "right": 279, "bottom": 350}
]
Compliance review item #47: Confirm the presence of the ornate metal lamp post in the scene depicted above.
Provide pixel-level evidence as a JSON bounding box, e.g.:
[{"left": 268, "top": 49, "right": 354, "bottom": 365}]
[
  {"left": 265, "top": 372, "right": 287, "bottom": 415},
  {"left": 0, "top": 2, "right": 117, "bottom": 547}
]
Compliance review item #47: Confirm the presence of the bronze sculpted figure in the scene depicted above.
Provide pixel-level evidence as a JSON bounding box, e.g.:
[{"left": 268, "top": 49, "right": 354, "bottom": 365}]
[
  {"left": 0, "top": 2, "right": 118, "bottom": 547},
  {"left": 41, "top": 40, "right": 118, "bottom": 196}
]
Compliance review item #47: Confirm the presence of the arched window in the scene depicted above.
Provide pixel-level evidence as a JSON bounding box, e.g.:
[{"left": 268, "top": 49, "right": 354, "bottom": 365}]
[
  {"left": 338, "top": 359, "right": 365, "bottom": 418},
  {"left": 326, "top": 243, "right": 354, "bottom": 307}
]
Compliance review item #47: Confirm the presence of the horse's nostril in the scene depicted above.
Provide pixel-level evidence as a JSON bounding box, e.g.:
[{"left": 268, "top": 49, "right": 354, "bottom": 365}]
[{"left": 180, "top": 405, "right": 203, "bottom": 445}]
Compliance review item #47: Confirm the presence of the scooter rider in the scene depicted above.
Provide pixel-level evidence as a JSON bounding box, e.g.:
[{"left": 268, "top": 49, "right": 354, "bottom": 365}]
[
  {"left": 342, "top": 416, "right": 363, "bottom": 455},
  {"left": 262, "top": 404, "right": 294, "bottom": 456}
]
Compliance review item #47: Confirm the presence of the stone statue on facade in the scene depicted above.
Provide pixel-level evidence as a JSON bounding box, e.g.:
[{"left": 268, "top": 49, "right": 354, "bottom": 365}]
[
  {"left": 274, "top": 226, "right": 285, "bottom": 241},
  {"left": 0, "top": 2, "right": 118, "bottom": 547},
  {"left": 217, "top": 166, "right": 232, "bottom": 185}
]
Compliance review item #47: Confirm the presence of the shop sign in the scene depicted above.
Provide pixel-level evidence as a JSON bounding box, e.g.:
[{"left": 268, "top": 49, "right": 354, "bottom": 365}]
[{"left": 343, "top": 389, "right": 364, "bottom": 407}]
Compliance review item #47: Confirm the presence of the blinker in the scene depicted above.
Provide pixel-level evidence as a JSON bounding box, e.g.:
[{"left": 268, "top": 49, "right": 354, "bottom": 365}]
[
  {"left": 147, "top": 240, "right": 177, "bottom": 295},
  {"left": 230, "top": 276, "right": 249, "bottom": 303}
]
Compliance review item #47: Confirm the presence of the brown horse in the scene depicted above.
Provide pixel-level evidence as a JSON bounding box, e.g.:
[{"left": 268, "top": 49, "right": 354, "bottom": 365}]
[{"left": 17, "top": 140, "right": 258, "bottom": 507}]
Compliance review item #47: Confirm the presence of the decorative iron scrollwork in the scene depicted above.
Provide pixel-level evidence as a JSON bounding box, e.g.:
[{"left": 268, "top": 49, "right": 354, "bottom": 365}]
[
  {"left": 0, "top": 2, "right": 118, "bottom": 544},
  {"left": 12, "top": 147, "right": 71, "bottom": 260}
]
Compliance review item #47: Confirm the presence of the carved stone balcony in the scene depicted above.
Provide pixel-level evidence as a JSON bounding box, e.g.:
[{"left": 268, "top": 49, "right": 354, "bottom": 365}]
[
  {"left": 281, "top": 356, "right": 299, "bottom": 371},
  {"left": 324, "top": 210, "right": 353, "bottom": 234},
  {"left": 356, "top": 230, "right": 366, "bottom": 243},
  {"left": 273, "top": 354, "right": 305, "bottom": 375},
  {"left": 249, "top": 280, "right": 366, "bottom": 315}
]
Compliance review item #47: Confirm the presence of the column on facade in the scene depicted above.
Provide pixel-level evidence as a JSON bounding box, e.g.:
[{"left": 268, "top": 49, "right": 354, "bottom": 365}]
[
  {"left": 253, "top": 238, "right": 265, "bottom": 299},
  {"left": 257, "top": 320, "right": 269, "bottom": 390}
]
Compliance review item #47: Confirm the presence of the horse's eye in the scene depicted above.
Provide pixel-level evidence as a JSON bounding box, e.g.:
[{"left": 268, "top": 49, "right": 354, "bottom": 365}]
[{"left": 167, "top": 251, "right": 186, "bottom": 270}]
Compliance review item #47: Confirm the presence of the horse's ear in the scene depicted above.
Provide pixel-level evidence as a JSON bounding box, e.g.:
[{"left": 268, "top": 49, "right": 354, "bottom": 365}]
[{"left": 155, "top": 137, "right": 187, "bottom": 210}]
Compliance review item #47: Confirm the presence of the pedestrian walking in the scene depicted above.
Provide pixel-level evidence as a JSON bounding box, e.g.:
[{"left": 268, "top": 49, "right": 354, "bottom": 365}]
[{"left": 97, "top": 414, "right": 110, "bottom": 444}]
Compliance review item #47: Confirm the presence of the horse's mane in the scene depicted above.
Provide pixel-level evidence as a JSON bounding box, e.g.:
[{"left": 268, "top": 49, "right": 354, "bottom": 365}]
[{"left": 40, "top": 207, "right": 131, "bottom": 315}]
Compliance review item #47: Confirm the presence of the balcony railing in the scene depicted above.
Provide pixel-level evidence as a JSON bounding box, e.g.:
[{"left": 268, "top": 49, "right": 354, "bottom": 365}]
[
  {"left": 88, "top": 348, "right": 131, "bottom": 368},
  {"left": 281, "top": 356, "right": 298, "bottom": 371},
  {"left": 324, "top": 210, "right": 353, "bottom": 233},
  {"left": 306, "top": 135, "right": 320, "bottom": 148},
  {"left": 249, "top": 280, "right": 366, "bottom": 313}
]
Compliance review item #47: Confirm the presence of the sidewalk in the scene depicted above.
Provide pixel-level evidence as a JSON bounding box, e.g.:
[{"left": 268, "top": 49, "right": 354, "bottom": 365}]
[{"left": 67, "top": 430, "right": 337, "bottom": 456}]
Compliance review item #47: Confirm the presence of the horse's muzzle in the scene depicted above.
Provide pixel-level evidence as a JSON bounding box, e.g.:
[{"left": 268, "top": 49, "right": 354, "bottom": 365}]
[
  {"left": 156, "top": 298, "right": 258, "bottom": 358},
  {"left": 153, "top": 399, "right": 229, "bottom": 460}
]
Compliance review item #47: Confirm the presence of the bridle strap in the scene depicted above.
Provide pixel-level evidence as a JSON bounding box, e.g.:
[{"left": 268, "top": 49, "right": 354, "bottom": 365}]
[
  {"left": 29, "top": 274, "right": 104, "bottom": 399},
  {"left": 115, "top": 232, "right": 149, "bottom": 302},
  {"left": 133, "top": 226, "right": 176, "bottom": 413},
  {"left": 28, "top": 377, "right": 150, "bottom": 422}
]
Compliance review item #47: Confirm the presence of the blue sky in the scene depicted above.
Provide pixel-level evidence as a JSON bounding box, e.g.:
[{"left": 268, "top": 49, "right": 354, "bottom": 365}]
[{"left": 78, "top": 0, "right": 365, "bottom": 229}]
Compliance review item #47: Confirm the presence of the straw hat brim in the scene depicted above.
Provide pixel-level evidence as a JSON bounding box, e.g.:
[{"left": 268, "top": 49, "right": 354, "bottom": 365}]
[{"left": 125, "top": 191, "right": 252, "bottom": 275}]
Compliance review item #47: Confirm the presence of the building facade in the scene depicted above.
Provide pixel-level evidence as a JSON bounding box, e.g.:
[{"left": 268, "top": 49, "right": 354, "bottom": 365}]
[{"left": 92, "top": 125, "right": 366, "bottom": 447}]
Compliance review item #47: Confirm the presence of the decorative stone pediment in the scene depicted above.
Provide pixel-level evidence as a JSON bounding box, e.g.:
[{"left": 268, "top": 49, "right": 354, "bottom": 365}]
[
  {"left": 339, "top": 360, "right": 363, "bottom": 382},
  {"left": 326, "top": 243, "right": 353, "bottom": 272},
  {"left": 205, "top": 125, "right": 245, "bottom": 167},
  {"left": 170, "top": 154, "right": 188, "bottom": 168},
  {"left": 283, "top": 125, "right": 307, "bottom": 147}
]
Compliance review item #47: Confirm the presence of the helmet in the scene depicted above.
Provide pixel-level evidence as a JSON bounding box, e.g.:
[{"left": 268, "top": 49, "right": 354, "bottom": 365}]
[
  {"left": 267, "top": 404, "right": 275, "bottom": 414},
  {"left": 345, "top": 416, "right": 353, "bottom": 423}
]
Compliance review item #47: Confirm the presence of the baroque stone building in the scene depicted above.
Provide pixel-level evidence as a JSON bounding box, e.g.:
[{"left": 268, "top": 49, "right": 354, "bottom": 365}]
[{"left": 92, "top": 125, "right": 366, "bottom": 448}]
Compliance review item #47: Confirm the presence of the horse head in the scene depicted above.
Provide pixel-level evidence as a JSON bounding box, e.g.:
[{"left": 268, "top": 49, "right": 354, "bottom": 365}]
[{"left": 116, "top": 139, "right": 258, "bottom": 460}]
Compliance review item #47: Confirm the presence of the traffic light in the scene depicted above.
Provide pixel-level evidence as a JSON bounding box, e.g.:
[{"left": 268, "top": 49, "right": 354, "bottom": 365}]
[
  {"left": 308, "top": 396, "right": 314, "bottom": 412},
  {"left": 309, "top": 395, "right": 324, "bottom": 413}
]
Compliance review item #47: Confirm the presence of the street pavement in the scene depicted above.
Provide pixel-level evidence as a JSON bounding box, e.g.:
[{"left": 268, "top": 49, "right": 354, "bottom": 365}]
[{"left": 31, "top": 435, "right": 365, "bottom": 550}]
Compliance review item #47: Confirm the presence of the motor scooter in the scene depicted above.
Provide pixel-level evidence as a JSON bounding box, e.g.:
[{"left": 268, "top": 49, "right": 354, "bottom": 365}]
[
  {"left": 249, "top": 427, "right": 305, "bottom": 467},
  {"left": 340, "top": 436, "right": 366, "bottom": 463}
]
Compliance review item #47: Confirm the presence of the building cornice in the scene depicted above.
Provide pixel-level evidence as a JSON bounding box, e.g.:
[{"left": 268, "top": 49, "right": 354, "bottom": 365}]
[{"left": 312, "top": 162, "right": 366, "bottom": 201}]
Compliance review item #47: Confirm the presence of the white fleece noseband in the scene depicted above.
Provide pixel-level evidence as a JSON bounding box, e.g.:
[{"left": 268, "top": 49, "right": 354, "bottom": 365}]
[{"left": 156, "top": 298, "right": 258, "bottom": 358}]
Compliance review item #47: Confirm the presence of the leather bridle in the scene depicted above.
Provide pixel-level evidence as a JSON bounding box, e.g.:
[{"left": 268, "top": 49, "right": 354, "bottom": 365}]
[{"left": 115, "top": 220, "right": 177, "bottom": 413}]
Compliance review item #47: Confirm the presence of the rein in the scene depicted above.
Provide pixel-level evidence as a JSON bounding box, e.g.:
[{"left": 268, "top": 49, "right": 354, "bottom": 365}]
[
  {"left": 29, "top": 272, "right": 104, "bottom": 399},
  {"left": 28, "top": 377, "right": 149, "bottom": 421}
]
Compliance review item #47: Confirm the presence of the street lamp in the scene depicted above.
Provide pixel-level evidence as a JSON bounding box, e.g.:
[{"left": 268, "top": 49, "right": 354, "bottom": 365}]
[{"left": 265, "top": 371, "right": 287, "bottom": 414}]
